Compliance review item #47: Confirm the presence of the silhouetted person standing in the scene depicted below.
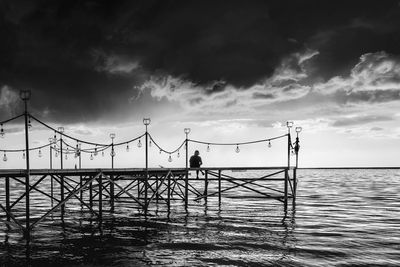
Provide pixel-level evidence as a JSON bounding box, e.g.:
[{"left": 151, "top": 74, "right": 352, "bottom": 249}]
[{"left": 189, "top": 150, "right": 203, "bottom": 179}]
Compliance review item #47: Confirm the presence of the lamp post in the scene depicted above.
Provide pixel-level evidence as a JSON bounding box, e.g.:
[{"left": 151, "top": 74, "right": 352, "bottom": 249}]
[
  {"left": 48, "top": 137, "right": 54, "bottom": 207},
  {"left": 109, "top": 133, "right": 116, "bottom": 212},
  {"left": 285, "top": 121, "right": 293, "bottom": 212},
  {"left": 184, "top": 128, "right": 191, "bottom": 209},
  {"left": 286, "top": 121, "right": 293, "bottom": 168},
  {"left": 20, "top": 90, "right": 31, "bottom": 233},
  {"left": 58, "top": 126, "right": 65, "bottom": 215},
  {"left": 110, "top": 133, "right": 116, "bottom": 168},
  {"left": 295, "top": 127, "right": 302, "bottom": 168},
  {"left": 58, "top": 127, "right": 64, "bottom": 169},
  {"left": 143, "top": 118, "right": 151, "bottom": 214},
  {"left": 48, "top": 138, "right": 53, "bottom": 169},
  {"left": 294, "top": 126, "right": 302, "bottom": 206}
]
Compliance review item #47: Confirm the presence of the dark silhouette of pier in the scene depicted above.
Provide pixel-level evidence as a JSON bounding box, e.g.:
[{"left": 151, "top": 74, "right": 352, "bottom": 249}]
[{"left": 0, "top": 90, "right": 302, "bottom": 236}]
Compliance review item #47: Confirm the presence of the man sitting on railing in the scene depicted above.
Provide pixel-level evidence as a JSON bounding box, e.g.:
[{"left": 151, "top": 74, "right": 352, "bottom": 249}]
[{"left": 189, "top": 150, "right": 203, "bottom": 179}]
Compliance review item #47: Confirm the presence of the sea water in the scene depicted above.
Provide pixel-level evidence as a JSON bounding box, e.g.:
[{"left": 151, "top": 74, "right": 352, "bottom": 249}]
[{"left": 0, "top": 169, "right": 399, "bottom": 266}]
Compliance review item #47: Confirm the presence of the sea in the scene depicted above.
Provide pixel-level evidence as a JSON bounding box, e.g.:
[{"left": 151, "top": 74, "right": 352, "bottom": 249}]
[{"left": 0, "top": 169, "right": 399, "bottom": 266}]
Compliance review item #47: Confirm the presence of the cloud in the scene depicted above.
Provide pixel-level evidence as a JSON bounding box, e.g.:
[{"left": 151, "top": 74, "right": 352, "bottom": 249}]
[
  {"left": 314, "top": 52, "right": 400, "bottom": 104},
  {"left": 139, "top": 49, "right": 315, "bottom": 119},
  {"left": 0, "top": 85, "right": 20, "bottom": 119},
  {"left": 1, "top": 0, "right": 400, "bottom": 126},
  {"left": 332, "top": 115, "right": 393, "bottom": 127}
]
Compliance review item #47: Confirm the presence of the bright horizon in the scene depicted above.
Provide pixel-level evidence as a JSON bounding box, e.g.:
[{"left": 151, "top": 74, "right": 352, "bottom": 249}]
[{"left": 1, "top": 1, "right": 400, "bottom": 169}]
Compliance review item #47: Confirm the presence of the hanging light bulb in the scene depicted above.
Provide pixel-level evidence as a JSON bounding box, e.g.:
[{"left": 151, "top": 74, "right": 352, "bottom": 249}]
[
  {"left": 235, "top": 144, "right": 240, "bottom": 153},
  {"left": 94, "top": 145, "right": 98, "bottom": 156},
  {"left": 159, "top": 149, "right": 162, "bottom": 154},
  {"left": 3, "top": 152, "right": 7, "bottom": 162},
  {"left": 28, "top": 118, "right": 32, "bottom": 129},
  {"left": 90, "top": 153, "right": 94, "bottom": 160},
  {"left": 0, "top": 124, "right": 4, "bottom": 138},
  {"left": 38, "top": 149, "right": 42, "bottom": 158},
  {"left": 126, "top": 143, "right": 130, "bottom": 152},
  {"left": 74, "top": 152, "right": 78, "bottom": 158},
  {"left": 291, "top": 149, "right": 295, "bottom": 156},
  {"left": 177, "top": 150, "right": 180, "bottom": 158},
  {"left": 110, "top": 148, "right": 116, "bottom": 157},
  {"left": 149, "top": 140, "right": 152, "bottom": 147},
  {"left": 137, "top": 139, "right": 142, "bottom": 148},
  {"left": 268, "top": 140, "right": 272, "bottom": 148},
  {"left": 102, "top": 151, "right": 105, "bottom": 157},
  {"left": 207, "top": 144, "right": 210, "bottom": 152},
  {"left": 53, "top": 132, "right": 57, "bottom": 143},
  {"left": 22, "top": 151, "right": 26, "bottom": 160},
  {"left": 55, "top": 151, "right": 58, "bottom": 157},
  {"left": 168, "top": 154, "right": 172, "bottom": 162},
  {"left": 65, "top": 153, "right": 68, "bottom": 160}
]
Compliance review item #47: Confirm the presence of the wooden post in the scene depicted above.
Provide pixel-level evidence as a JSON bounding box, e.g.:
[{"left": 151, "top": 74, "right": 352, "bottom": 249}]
[
  {"left": 167, "top": 172, "right": 171, "bottom": 212},
  {"left": 145, "top": 130, "right": 148, "bottom": 215},
  {"left": 79, "top": 152, "right": 82, "bottom": 202},
  {"left": 285, "top": 123, "right": 291, "bottom": 212},
  {"left": 5, "top": 176, "right": 10, "bottom": 222},
  {"left": 184, "top": 128, "right": 190, "bottom": 209},
  {"left": 284, "top": 169, "right": 288, "bottom": 212},
  {"left": 59, "top": 129, "right": 65, "bottom": 215},
  {"left": 50, "top": 146, "right": 53, "bottom": 207},
  {"left": 49, "top": 146, "right": 53, "bottom": 169},
  {"left": 293, "top": 168, "right": 297, "bottom": 207},
  {"left": 21, "top": 90, "right": 31, "bottom": 233},
  {"left": 99, "top": 173, "right": 102, "bottom": 219},
  {"left": 110, "top": 142, "right": 115, "bottom": 212},
  {"left": 156, "top": 174, "right": 159, "bottom": 204},
  {"left": 204, "top": 170, "right": 208, "bottom": 200},
  {"left": 218, "top": 170, "right": 221, "bottom": 205},
  {"left": 89, "top": 175, "right": 93, "bottom": 208}
]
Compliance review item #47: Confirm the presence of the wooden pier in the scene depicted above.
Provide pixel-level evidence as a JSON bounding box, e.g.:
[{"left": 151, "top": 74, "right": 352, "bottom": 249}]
[
  {"left": 0, "top": 91, "right": 302, "bottom": 236},
  {"left": 0, "top": 166, "right": 297, "bottom": 234}
]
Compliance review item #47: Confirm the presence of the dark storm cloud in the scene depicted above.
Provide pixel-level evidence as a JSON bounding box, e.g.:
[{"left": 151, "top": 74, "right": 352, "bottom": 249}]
[{"left": 1, "top": 0, "right": 400, "bottom": 122}]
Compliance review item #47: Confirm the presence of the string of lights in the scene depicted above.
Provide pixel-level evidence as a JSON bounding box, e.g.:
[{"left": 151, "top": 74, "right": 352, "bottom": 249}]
[
  {"left": 0, "top": 113, "right": 25, "bottom": 125},
  {"left": 188, "top": 133, "right": 288, "bottom": 152},
  {"left": 188, "top": 133, "right": 287, "bottom": 146},
  {"left": 148, "top": 133, "right": 186, "bottom": 155},
  {"left": 30, "top": 114, "right": 146, "bottom": 147},
  {"left": 60, "top": 139, "right": 110, "bottom": 154},
  {"left": 0, "top": 111, "right": 301, "bottom": 163},
  {"left": 0, "top": 142, "right": 52, "bottom": 153},
  {"left": 0, "top": 113, "right": 25, "bottom": 138}
]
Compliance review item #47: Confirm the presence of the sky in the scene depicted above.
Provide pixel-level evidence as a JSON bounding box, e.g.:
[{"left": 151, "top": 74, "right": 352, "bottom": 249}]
[{"left": 0, "top": 0, "right": 400, "bottom": 168}]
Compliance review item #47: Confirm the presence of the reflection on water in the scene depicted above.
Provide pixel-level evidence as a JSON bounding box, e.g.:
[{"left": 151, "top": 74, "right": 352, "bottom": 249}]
[{"left": 0, "top": 169, "right": 399, "bottom": 266}]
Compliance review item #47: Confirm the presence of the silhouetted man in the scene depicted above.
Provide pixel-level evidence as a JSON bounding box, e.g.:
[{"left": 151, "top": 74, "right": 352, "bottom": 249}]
[{"left": 189, "top": 150, "right": 203, "bottom": 179}]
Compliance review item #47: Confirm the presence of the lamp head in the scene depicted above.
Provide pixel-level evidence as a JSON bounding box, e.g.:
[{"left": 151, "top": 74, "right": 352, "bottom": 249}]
[
  {"left": 286, "top": 121, "right": 294, "bottom": 128},
  {"left": 58, "top": 127, "right": 64, "bottom": 133},
  {"left": 20, "top": 90, "right": 31, "bottom": 101},
  {"left": 143, "top": 118, "right": 151, "bottom": 126},
  {"left": 184, "top": 128, "right": 191, "bottom": 134},
  {"left": 295, "top": 127, "right": 302, "bottom": 133},
  {"left": 109, "top": 133, "right": 116, "bottom": 140}
]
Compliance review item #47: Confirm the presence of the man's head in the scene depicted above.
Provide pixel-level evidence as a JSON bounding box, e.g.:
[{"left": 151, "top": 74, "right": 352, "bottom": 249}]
[{"left": 194, "top": 150, "right": 200, "bottom": 156}]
